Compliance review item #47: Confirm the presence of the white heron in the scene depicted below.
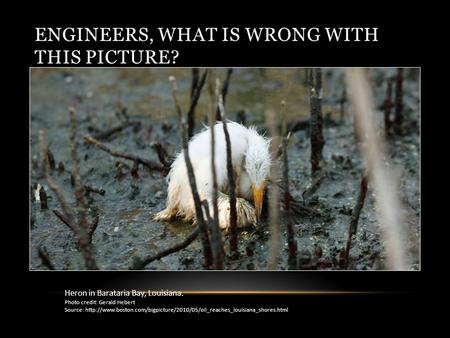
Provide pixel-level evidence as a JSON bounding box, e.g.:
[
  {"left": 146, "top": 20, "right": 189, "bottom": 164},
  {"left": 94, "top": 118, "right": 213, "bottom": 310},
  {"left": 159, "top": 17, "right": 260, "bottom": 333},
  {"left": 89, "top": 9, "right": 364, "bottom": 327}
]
[{"left": 154, "top": 121, "right": 271, "bottom": 229}]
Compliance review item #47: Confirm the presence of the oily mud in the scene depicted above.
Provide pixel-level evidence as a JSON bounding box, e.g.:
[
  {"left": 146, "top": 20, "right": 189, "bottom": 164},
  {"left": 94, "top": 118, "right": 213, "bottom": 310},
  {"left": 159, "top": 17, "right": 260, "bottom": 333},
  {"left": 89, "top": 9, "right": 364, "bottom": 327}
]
[{"left": 30, "top": 68, "right": 420, "bottom": 270}]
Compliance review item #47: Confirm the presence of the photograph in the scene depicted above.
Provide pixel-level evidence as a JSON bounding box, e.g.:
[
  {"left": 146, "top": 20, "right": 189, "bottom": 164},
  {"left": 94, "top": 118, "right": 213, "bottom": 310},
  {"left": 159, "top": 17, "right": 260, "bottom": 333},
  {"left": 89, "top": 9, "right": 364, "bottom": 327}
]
[{"left": 30, "top": 67, "right": 420, "bottom": 271}]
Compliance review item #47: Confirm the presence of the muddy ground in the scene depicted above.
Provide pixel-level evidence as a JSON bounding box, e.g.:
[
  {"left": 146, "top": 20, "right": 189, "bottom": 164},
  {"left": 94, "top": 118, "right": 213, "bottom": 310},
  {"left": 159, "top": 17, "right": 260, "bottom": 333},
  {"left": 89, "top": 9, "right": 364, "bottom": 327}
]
[{"left": 30, "top": 68, "right": 420, "bottom": 270}]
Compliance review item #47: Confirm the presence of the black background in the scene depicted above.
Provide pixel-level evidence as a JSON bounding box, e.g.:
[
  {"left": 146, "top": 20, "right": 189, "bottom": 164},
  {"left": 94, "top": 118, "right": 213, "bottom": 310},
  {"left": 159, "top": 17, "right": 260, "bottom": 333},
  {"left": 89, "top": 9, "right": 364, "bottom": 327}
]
[{"left": 5, "top": 9, "right": 437, "bottom": 322}]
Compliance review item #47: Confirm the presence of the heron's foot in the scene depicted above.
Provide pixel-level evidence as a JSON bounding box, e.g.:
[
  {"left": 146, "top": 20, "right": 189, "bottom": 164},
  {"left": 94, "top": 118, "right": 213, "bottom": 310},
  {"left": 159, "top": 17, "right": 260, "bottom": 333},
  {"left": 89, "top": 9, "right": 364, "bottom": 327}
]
[
  {"left": 153, "top": 207, "right": 177, "bottom": 221},
  {"left": 217, "top": 196, "right": 257, "bottom": 229}
]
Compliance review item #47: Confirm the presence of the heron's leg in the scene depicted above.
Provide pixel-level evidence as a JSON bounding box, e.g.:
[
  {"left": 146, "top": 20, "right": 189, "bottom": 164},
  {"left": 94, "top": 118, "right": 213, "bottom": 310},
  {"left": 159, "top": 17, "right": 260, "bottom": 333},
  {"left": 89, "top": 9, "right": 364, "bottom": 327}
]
[
  {"left": 153, "top": 207, "right": 178, "bottom": 221},
  {"left": 153, "top": 181, "right": 181, "bottom": 221}
]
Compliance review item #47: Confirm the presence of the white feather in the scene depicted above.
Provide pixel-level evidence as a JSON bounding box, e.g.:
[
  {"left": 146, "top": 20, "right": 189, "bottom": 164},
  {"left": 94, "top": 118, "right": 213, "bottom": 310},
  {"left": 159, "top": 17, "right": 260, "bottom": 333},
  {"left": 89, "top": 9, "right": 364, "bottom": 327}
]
[{"left": 154, "top": 121, "right": 271, "bottom": 228}]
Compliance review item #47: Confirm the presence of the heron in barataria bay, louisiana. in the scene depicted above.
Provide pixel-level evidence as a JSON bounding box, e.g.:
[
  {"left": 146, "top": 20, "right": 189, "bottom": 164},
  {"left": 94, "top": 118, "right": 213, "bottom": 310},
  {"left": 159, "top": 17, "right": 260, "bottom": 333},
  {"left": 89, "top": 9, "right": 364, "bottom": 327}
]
[{"left": 154, "top": 121, "right": 271, "bottom": 229}]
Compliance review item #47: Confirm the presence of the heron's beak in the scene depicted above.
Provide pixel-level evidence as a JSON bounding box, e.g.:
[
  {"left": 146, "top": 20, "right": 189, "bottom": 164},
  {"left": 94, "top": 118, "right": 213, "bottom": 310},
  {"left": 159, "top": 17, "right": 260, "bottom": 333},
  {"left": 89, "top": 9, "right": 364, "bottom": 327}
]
[{"left": 252, "top": 182, "right": 266, "bottom": 221}]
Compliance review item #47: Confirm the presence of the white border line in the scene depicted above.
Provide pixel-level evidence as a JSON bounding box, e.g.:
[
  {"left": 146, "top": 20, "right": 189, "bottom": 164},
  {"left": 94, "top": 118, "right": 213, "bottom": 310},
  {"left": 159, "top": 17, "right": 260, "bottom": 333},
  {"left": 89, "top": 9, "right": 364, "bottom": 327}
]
[{"left": 29, "top": 67, "right": 421, "bottom": 272}]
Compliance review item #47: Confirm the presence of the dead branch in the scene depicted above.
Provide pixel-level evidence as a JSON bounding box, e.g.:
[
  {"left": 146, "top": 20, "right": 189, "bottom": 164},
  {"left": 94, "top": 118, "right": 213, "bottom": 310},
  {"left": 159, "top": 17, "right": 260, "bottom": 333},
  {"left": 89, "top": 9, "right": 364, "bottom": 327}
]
[
  {"left": 345, "top": 69, "right": 407, "bottom": 270},
  {"left": 218, "top": 94, "right": 238, "bottom": 259},
  {"left": 53, "top": 209, "right": 73, "bottom": 230},
  {"left": 287, "top": 114, "right": 338, "bottom": 134},
  {"left": 70, "top": 108, "right": 87, "bottom": 220},
  {"left": 222, "top": 68, "right": 233, "bottom": 106},
  {"left": 310, "top": 68, "right": 325, "bottom": 176},
  {"left": 46, "top": 147, "right": 55, "bottom": 170},
  {"left": 237, "top": 109, "right": 247, "bottom": 126},
  {"left": 57, "top": 161, "right": 65, "bottom": 173},
  {"left": 208, "top": 77, "right": 223, "bottom": 270},
  {"left": 275, "top": 132, "right": 291, "bottom": 159},
  {"left": 130, "top": 227, "right": 200, "bottom": 270},
  {"left": 169, "top": 75, "right": 213, "bottom": 269},
  {"left": 383, "top": 79, "right": 393, "bottom": 134},
  {"left": 70, "top": 108, "right": 98, "bottom": 265},
  {"left": 187, "top": 69, "right": 208, "bottom": 139},
  {"left": 188, "top": 68, "right": 199, "bottom": 138},
  {"left": 54, "top": 207, "right": 98, "bottom": 243},
  {"left": 114, "top": 161, "right": 130, "bottom": 179},
  {"left": 84, "top": 184, "right": 105, "bottom": 196},
  {"left": 290, "top": 198, "right": 321, "bottom": 218},
  {"left": 38, "top": 246, "right": 55, "bottom": 270},
  {"left": 151, "top": 142, "right": 172, "bottom": 169},
  {"left": 201, "top": 200, "right": 212, "bottom": 222},
  {"left": 115, "top": 105, "right": 130, "bottom": 122},
  {"left": 207, "top": 77, "right": 224, "bottom": 270},
  {"left": 39, "top": 130, "right": 75, "bottom": 228},
  {"left": 92, "top": 120, "right": 141, "bottom": 141},
  {"left": 39, "top": 186, "right": 48, "bottom": 210},
  {"left": 216, "top": 68, "right": 233, "bottom": 121},
  {"left": 339, "top": 87, "right": 347, "bottom": 122},
  {"left": 190, "top": 68, "right": 200, "bottom": 101},
  {"left": 287, "top": 117, "right": 310, "bottom": 133},
  {"left": 130, "top": 161, "right": 140, "bottom": 178},
  {"left": 302, "top": 171, "right": 326, "bottom": 201},
  {"left": 394, "top": 68, "right": 404, "bottom": 135},
  {"left": 266, "top": 108, "right": 281, "bottom": 270},
  {"left": 89, "top": 215, "right": 100, "bottom": 239},
  {"left": 84, "top": 135, "right": 169, "bottom": 175},
  {"left": 274, "top": 178, "right": 322, "bottom": 217},
  {"left": 39, "top": 108, "right": 99, "bottom": 270},
  {"left": 343, "top": 174, "right": 368, "bottom": 269},
  {"left": 69, "top": 108, "right": 92, "bottom": 241},
  {"left": 281, "top": 101, "right": 297, "bottom": 269}
]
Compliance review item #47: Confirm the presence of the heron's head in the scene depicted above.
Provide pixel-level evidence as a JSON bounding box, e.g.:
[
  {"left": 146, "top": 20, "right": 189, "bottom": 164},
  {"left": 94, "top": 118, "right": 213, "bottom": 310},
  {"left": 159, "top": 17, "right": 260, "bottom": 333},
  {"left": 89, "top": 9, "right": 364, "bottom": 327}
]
[{"left": 245, "top": 127, "right": 271, "bottom": 221}]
